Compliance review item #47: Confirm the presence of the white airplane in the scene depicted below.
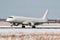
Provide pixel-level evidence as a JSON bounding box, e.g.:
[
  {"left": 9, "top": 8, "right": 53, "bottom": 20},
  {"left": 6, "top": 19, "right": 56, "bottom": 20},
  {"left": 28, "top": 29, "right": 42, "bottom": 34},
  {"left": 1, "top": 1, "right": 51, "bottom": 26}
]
[{"left": 6, "top": 9, "right": 48, "bottom": 28}]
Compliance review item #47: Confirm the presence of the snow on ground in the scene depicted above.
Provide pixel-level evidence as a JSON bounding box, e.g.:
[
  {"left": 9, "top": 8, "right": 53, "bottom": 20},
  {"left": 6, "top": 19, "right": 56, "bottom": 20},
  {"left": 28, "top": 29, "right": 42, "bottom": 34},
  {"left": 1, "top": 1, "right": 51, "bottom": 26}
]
[{"left": 0, "top": 29, "right": 60, "bottom": 34}]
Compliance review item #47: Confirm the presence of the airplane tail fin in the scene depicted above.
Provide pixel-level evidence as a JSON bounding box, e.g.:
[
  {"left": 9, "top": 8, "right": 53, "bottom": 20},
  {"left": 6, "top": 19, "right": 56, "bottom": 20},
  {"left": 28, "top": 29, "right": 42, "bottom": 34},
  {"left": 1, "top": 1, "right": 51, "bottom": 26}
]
[{"left": 42, "top": 9, "right": 48, "bottom": 21}]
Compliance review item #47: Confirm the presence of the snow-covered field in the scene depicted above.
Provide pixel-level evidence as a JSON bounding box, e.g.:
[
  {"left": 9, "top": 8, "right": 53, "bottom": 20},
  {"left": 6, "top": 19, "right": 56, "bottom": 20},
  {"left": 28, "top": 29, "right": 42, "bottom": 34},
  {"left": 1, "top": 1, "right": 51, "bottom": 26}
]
[
  {"left": 0, "top": 29, "right": 60, "bottom": 34},
  {"left": 0, "top": 29, "right": 60, "bottom": 40}
]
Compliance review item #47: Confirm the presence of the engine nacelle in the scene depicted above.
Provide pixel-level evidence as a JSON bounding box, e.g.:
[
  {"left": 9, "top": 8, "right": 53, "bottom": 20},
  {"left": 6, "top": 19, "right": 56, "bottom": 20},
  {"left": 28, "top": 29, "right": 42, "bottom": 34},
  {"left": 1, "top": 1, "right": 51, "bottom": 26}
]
[
  {"left": 22, "top": 22, "right": 29, "bottom": 25},
  {"left": 13, "top": 23, "right": 20, "bottom": 26}
]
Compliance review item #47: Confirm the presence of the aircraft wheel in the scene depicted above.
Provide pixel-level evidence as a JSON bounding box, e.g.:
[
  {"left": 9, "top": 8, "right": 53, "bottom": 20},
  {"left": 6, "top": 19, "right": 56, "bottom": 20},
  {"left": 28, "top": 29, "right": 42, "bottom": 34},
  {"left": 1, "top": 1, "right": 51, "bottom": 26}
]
[
  {"left": 22, "top": 24, "right": 25, "bottom": 28},
  {"left": 32, "top": 25, "right": 36, "bottom": 28}
]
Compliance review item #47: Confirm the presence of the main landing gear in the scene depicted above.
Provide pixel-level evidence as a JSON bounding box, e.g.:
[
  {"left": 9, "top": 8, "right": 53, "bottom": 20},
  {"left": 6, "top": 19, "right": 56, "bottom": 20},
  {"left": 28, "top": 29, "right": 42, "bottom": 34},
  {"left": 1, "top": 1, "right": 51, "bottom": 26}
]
[
  {"left": 32, "top": 25, "right": 36, "bottom": 28},
  {"left": 22, "top": 24, "right": 25, "bottom": 28},
  {"left": 22, "top": 25, "right": 36, "bottom": 28},
  {"left": 21, "top": 23, "right": 36, "bottom": 28}
]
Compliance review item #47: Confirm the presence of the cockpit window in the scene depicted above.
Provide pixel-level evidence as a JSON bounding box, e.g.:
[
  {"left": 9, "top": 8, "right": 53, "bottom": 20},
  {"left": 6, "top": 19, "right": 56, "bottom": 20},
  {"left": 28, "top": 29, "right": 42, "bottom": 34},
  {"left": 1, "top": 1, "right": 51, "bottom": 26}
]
[{"left": 9, "top": 17, "right": 13, "bottom": 18}]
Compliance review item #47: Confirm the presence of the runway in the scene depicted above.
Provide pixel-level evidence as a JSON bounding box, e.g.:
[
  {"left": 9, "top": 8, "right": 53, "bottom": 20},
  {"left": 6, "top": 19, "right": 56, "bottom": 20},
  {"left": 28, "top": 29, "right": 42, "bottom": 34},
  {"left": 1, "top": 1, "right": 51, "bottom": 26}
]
[
  {"left": 0, "top": 26, "right": 60, "bottom": 29},
  {"left": 0, "top": 27, "right": 60, "bottom": 29}
]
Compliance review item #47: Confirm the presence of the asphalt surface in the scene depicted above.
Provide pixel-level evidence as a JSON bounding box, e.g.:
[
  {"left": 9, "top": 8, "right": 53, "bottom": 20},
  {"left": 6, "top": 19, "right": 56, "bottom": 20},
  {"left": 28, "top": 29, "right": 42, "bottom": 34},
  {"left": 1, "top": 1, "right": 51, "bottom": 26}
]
[{"left": 0, "top": 27, "right": 60, "bottom": 29}]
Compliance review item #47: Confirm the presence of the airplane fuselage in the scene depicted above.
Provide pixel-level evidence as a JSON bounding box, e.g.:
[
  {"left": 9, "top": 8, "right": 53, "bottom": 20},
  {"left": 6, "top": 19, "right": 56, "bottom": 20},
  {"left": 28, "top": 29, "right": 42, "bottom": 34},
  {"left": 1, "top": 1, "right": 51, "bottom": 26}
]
[{"left": 6, "top": 16, "right": 47, "bottom": 23}]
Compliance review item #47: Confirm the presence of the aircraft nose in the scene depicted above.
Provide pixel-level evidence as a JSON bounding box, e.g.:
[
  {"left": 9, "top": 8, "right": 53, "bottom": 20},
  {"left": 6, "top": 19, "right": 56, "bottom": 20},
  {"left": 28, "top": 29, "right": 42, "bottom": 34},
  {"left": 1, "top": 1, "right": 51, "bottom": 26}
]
[{"left": 6, "top": 18, "right": 13, "bottom": 22}]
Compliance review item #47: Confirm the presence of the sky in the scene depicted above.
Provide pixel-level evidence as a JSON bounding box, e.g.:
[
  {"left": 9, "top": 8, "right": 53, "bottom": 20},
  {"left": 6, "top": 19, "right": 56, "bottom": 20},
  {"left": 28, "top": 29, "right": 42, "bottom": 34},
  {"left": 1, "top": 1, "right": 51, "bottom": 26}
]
[{"left": 0, "top": 0, "right": 60, "bottom": 19}]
